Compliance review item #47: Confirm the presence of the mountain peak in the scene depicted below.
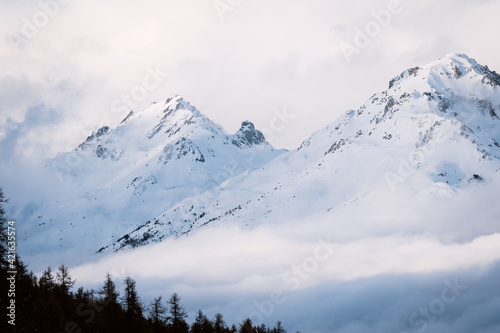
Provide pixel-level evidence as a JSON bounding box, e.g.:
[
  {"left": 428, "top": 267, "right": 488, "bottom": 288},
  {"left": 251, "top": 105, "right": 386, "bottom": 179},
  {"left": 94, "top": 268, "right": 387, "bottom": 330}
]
[
  {"left": 388, "top": 53, "right": 500, "bottom": 91},
  {"left": 302, "top": 53, "right": 500, "bottom": 169},
  {"left": 232, "top": 120, "right": 267, "bottom": 147},
  {"left": 442, "top": 53, "right": 476, "bottom": 63},
  {"left": 240, "top": 120, "right": 256, "bottom": 131},
  {"left": 159, "top": 94, "right": 203, "bottom": 119},
  {"left": 133, "top": 95, "right": 222, "bottom": 141},
  {"left": 431, "top": 53, "right": 486, "bottom": 77},
  {"left": 164, "top": 94, "right": 194, "bottom": 110},
  {"left": 118, "top": 94, "right": 204, "bottom": 128}
]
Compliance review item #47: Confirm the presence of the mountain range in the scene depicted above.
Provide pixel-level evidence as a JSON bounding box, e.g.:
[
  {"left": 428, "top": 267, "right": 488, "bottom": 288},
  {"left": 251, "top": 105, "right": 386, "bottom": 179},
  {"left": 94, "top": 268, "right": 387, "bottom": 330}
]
[{"left": 16, "top": 53, "right": 500, "bottom": 258}]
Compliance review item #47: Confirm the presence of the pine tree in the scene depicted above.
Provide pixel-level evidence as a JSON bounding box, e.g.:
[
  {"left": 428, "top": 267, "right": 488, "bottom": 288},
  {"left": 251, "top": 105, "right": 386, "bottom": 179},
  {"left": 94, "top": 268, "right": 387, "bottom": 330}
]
[
  {"left": 202, "top": 315, "right": 215, "bottom": 333},
  {"left": 121, "top": 276, "right": 144, "bottom": 316},
  {"left": 191, "top": 310, "right": 205, "bottom": 333},
  {"left": 34, "top": 266, "right": 65, "bottom": 331},
  {"left": 97, "top": 273, "right": 124, "bottom": 332},
  {"left": 98, "top": 273, "right": 119, "bottom": 305},
  {"left": 255, "top": 324, "right": 267, "bottom": 333},
  {"left": 168, "top": 292, "right": 189, "bottom": 333},
  {"left": 213, "top": 313, "right": 228, "bottom": 333},
  {"left": 191, "top": 309, "right": 214, "bottom": 333},
  {"left": 39, "top": 266, "right": 55, "bottom": 299},
  {"left": 121, "top": 276, "right": 145, "bottom": 332},
  {"left": 239, "top": 318, "right": 255, "bottom": 333},
  {"left": 149, "top": 296, "right": 168, "bottom": 333},
  {"left": 56, "top": 264, "right": 76, "bottom": 294},
  {"left": 273, "top": 321, "right": 286, "bottom": 333}
]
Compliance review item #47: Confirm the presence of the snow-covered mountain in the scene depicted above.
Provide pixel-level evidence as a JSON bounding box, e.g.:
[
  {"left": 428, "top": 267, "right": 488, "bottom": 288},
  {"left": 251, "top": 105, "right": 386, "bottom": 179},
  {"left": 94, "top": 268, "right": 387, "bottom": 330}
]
[
  {"left": 104, "top": 53, "right": 500, "bottom": 252},
  {"left": 16, "top": 53, "right": 500, "bottom": 257},
  {"left": 19, "top": 95, "right": 284, "bottom": 255}
]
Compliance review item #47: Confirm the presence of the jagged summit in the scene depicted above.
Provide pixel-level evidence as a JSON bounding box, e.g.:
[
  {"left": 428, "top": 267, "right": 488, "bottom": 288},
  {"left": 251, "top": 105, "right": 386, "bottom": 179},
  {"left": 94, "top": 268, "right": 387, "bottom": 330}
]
[
  {"left": 70, "top": 93, "right": 283, "bottom": 170},
  {"left": 232, "top": 120, "right": 267, "bottom": 147},
  {"left": 77, "top": 95, "right": 275, "bottom": 163},
  {"left": 158, "top": 95, "right": 205, "bottom": 120},
  {"left": 82, "top": 95, "right": 216, "bottom": 153},
  {"left": 436, "top": 53, "right": 500, "bottom": 82},
  {"left": 127, "top": 94, "right": 202, "bottom": 119}
]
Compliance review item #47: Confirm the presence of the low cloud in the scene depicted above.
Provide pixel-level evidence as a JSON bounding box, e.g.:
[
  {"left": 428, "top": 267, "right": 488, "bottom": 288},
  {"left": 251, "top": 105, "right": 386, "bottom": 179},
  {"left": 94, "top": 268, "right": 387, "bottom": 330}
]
[
  {"left": 59, "top": 177, "right": 500, "bottom": 332},
  {"left": 61, "top": 222, "right": 500, "bottom": 332}
]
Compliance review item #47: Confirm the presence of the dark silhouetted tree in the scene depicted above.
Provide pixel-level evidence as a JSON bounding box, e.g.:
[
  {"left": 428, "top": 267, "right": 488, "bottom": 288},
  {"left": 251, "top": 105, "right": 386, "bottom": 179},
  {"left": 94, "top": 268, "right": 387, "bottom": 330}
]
[
  {"left": 256, "top": 324, "right": 267, "bottom": 333},
  {"left": 99, "top": 272, "right": 119, "bottom": 305},
  {"left": 273, "top": 321, "right": 286, "bottom": 333},
  {"left": 39, "top": 266, "right": 55, "bottom": 300},
  {"left": 214, "top": 313, "right": 228, "bottom": 333},
  {"left": 191, "top": 310, "right": 205, "bottom": 333},
  {"left": 97, "top": 273, "right": 124, "bottom": 332},
  {"left": 122, "top": 277, "right": 143, "bottom": 316},
  {"left": 191, "top": 309, "right": 214, "bottom": 333},
  {"left": 202, "top": 315, "right": 215, "bottom": 333},
  {"left": 56, "top": 264, "right": 75, "bottom": 294},
  {"left": 239, "top": 318, "right": 255, "bottom": 333},
  {"left": 168, "top": 292, "right": 189, "bottom": 333},
  {"left": 121, "top": 276, "right": 146, "bottom": 332},
  {"left": 149, "top": 295, "right": 168, "bottom": 333}
]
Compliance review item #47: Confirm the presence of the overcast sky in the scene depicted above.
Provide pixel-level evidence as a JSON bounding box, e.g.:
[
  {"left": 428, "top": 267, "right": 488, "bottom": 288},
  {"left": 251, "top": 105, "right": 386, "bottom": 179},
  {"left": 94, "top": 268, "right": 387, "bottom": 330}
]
[{"left": 1, "top": 0, "right": 500, "bottom": 162}]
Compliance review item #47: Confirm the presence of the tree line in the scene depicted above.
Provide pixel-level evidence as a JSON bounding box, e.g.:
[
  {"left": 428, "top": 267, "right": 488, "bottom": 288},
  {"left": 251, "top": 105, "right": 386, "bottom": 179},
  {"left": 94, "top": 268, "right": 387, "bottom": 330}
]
[{"left": 0, "top": 188, "right": 296, "bottom": 333}]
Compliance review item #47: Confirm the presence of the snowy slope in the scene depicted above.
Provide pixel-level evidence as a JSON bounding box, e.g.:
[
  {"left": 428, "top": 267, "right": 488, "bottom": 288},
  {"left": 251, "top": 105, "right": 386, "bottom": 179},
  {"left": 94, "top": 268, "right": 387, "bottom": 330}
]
[
  {"left": 19, "top": 95, "right": 284, "bottom": 256},
  {"left": 106, "top": 54, "right": 500, "bottom": 252}
]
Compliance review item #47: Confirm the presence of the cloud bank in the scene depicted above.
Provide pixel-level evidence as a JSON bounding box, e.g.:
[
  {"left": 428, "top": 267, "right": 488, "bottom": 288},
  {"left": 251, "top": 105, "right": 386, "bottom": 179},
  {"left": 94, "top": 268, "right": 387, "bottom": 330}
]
[{"left": 48, "top": 175, "right": 500, "bottom": 332}]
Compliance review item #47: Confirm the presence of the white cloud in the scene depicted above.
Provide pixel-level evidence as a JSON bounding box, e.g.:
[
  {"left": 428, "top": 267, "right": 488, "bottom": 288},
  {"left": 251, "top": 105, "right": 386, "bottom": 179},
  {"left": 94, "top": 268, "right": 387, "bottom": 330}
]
[
  {"left": 62, "top": 221, "right": 500, "bottom": 332},
  {"left": 68, "top": 223, "right": 500, "bottom": 288}
]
